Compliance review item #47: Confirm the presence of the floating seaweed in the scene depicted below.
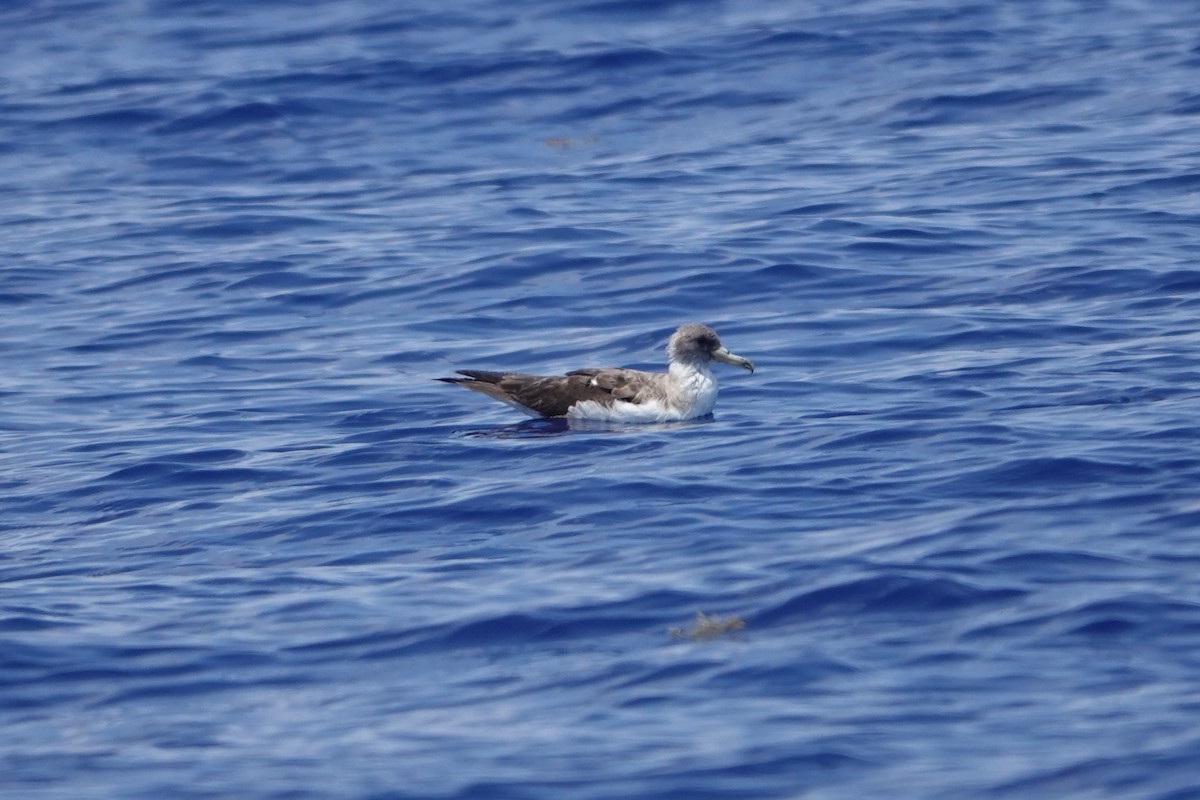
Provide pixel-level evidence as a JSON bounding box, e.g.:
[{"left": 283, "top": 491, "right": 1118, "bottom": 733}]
[{"left": 669, "top": 612, "right": 746, "bottom": 641}]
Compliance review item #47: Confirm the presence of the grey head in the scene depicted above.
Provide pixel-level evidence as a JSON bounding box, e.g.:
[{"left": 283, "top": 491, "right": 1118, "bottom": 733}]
[{"left": 666, "top": 323, "right": 754, "bottom": 372}]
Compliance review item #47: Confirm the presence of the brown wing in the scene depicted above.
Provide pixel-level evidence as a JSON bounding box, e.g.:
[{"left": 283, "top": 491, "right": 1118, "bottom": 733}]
[
  {"left": 500, "top": 372, "right": 616, "bottom": 417},
  {"left": 566, "top": 368, "right": 659, "bottom": 403},
  {"left": 439, "top": 367, "right": 662, "bottom": 417}
]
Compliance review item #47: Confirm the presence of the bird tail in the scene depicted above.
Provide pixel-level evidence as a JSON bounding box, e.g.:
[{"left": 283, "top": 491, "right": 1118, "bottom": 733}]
[
  {"left": 436, "top": 369, "right": 507, "bottom": 385},
  {"left": 435, "top": 370, "right": 521, "bottom": 406}
]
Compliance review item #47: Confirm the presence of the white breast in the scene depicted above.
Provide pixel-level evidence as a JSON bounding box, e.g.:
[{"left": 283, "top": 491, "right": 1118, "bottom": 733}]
[{"left": 671, "top": 362, "right": 717, "bottom": 418}]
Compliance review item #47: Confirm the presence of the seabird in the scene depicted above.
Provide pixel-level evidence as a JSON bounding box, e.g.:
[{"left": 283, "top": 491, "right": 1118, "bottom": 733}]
[{"left": 437, "top": 323, "right": 754, "bottom": 422}]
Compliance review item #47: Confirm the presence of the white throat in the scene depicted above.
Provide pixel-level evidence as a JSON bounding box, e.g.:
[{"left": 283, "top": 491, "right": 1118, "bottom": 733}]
[{"left": 668, "top": 360, "right": 718, "bottom": 418}]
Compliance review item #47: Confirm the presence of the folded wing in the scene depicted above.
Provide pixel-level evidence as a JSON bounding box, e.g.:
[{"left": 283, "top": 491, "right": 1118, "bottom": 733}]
[{"left": 439, "top": 367, "right": 661, "bottom": 417}]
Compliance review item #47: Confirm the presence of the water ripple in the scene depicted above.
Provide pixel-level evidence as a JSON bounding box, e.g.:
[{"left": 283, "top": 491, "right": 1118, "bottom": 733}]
[{"left": 4, "top": 1, "right": 1200, "bottom": 799}]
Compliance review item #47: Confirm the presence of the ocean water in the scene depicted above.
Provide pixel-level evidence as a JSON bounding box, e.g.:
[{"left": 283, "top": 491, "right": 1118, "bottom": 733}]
[{"left": 4, "top": 1, "right": 1200, "bottom": 798}]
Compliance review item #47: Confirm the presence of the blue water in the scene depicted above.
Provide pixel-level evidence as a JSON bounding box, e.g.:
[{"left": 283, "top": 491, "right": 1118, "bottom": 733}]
[{"left": 4, "top": 1, "right": 1200, "bottom": 798}]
